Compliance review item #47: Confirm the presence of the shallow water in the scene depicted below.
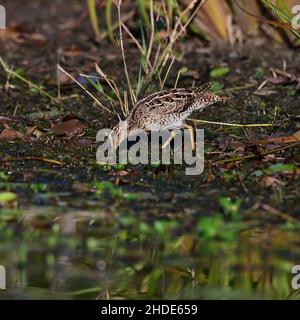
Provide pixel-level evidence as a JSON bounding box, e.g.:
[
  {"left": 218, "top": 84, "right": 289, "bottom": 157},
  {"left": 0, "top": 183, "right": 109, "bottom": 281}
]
[{"left": 1, "top": 203, "right": 300, "bottom": 300}]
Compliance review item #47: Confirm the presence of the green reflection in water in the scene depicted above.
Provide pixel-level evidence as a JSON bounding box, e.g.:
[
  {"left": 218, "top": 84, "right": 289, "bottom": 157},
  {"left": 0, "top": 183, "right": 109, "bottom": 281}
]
[{"left": 0, "top": 206, "right": 300, "bottom": 300}]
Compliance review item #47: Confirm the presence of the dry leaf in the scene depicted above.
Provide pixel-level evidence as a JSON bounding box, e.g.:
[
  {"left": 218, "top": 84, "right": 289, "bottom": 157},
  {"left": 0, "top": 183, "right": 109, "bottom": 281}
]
[
  {"left": 0, "top": 22, "right": 47, "bottom": 44},
  {"left": 51, "top": 119, "right": 86, "bottom": 137},
  {"left": 0, "top": 128, "right": 26, "bottom": 141},
  {"left": 261, "top": 176, "right": 284, "bottom": 188},
  {"left": 62, "top": 47, "right": 85, "bottom": 58}
]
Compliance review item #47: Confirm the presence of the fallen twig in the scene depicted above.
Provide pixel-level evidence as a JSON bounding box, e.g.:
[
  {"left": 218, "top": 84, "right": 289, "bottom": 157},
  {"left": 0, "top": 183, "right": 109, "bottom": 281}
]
[
  {"left": 261, "top": 204, "right": 299, "bottom": 223},
  {"left": 1, "top": 156, "right": 62, "bottom": 165},
  {"left": 215, "top": 141, "right": 300, "bottom": 165},
  {"left": 189, "top": 118, "right": 274, "bottom": 127}
]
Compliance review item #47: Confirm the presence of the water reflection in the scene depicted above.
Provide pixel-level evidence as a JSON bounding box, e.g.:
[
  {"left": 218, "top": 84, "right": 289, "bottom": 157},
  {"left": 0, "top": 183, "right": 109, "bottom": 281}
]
[{"left": 0, "top": 207, "right": 300, "bottom": 300}]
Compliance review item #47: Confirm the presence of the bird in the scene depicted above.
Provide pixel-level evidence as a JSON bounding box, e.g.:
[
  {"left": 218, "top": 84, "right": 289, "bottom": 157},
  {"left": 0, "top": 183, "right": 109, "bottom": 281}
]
[{"left": 110, "top": 82, "right": 229, "bottom": 149}]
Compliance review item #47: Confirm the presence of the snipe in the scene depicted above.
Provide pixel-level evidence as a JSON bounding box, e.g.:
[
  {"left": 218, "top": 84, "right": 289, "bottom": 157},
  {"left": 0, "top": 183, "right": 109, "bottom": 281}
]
[{"left": 110, "top": 82, "right": 229, "bottom": 148}]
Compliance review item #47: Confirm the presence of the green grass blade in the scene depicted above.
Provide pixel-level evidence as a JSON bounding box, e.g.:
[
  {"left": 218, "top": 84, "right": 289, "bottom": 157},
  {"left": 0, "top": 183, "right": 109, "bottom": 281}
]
[
  {"left": 105, "top": 0, "right": 115, "bottom": 43},
  {"left": 87, "top": 0, "right": 101, "bottom": 39}
]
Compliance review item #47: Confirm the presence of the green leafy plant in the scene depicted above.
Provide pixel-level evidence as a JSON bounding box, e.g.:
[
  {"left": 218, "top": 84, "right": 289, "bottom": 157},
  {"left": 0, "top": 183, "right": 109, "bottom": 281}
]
[
  {"left": 219, "top": 197, "right": 241, "bottom": 221},
  {"left": 93, "top": 181, "right": 136, "bottom": 200},
  {"left": 0, "top": 192, "right": 17, "bottom": 204},
  {"left": 210, "top": 66, "right": 230, "bottom": 78}
]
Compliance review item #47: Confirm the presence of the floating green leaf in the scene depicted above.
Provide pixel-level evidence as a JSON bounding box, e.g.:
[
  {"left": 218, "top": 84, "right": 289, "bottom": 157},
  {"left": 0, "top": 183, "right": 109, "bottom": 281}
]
[
  {"left": 197, "top": 216, "right": 223, "bottom": 239},
  {"left": 219, "top": 197, "right": 241, "bottom": 220},
  {"left": 0, "top": 172, "right": 9, "bottom": 181},
  {"left": 287, "top": 87, "right": 297, "bottom": 97},
  {"left": 264, "top": 163, "right": 295, "bottom": 174},
  {"left": 211, "top": 81, "right": 225, "bottom": 92},
  {"left": 254, "top": 68, "right": 265, "bottom": 80},
  {"left": 93, "top": 181, "right": 136, "bottom": 200},
  {"left": 0, "top": 192, "right": 17, "bottom": 204},
  {"left": 210, "top": 66, "right": 230, "bottom": 78}
]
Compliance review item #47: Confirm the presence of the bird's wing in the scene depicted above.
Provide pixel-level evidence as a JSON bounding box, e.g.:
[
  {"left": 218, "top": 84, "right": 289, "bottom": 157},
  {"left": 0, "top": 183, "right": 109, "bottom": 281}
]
[{"left": 129, "top": 83, "right": 212, "bottom": 120}]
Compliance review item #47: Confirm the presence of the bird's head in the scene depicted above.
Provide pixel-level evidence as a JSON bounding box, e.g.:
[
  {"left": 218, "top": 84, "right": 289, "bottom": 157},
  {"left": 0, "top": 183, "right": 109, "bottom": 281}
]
[{"left": 202, "top": 91, "right": 230, "bottom": 106}]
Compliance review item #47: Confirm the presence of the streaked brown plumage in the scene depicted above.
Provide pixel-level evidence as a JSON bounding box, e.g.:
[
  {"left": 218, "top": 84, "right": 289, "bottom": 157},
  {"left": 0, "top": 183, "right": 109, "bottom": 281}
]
[{"left": 110, "top": 82, "right": 228, "bottom": 147}]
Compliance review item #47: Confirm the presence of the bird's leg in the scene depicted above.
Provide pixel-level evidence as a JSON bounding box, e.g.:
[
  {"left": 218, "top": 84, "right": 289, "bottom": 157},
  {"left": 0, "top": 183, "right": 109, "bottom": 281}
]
[
  {"left": 161, "top": 131, "right": 176, "bottom": 149},
  {"left": 184, "top": 124, "right": 195, "bottom": 151}
]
